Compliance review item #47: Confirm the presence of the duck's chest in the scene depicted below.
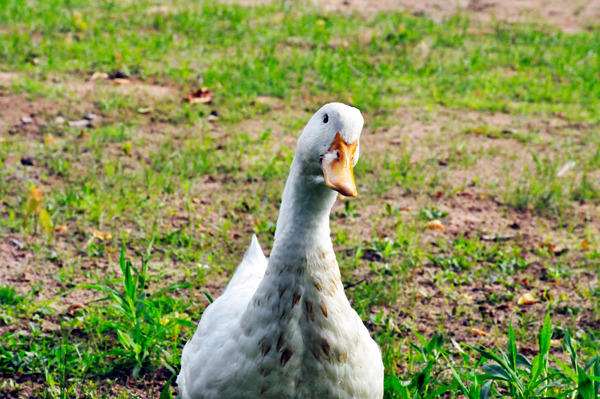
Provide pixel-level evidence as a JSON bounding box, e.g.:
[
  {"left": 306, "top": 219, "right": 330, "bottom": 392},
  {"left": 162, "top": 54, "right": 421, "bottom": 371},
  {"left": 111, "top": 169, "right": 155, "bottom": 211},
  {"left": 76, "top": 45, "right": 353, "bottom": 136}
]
[{"left": 235, "top": 272, "right": 375, "bottom": 398}]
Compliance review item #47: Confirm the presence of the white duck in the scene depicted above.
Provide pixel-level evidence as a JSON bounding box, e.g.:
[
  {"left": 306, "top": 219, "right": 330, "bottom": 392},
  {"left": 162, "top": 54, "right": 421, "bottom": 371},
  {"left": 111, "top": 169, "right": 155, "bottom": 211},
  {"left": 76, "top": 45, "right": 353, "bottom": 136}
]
[{"left": 178, "top": 103, "right": 384, "bottom": 399}]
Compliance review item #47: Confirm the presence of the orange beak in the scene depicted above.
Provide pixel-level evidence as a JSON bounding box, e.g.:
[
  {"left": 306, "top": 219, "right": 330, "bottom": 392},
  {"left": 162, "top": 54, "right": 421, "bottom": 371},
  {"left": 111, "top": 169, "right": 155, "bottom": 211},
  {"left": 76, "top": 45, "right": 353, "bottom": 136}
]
[{"left": 322, "top": 132, "right": 358, "bottom": 198}]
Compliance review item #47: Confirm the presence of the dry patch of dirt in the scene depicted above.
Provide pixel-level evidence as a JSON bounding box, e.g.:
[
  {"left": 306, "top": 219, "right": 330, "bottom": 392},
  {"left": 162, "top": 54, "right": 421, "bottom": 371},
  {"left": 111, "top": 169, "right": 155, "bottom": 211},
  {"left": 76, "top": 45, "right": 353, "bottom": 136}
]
[
  {"left": 0, "top": 94, "right": 63, "bottom": 136},
  {"left": 0, "top": 72, "right": 19, "bottom": 87},
  {"left": 64, "top": 79, "right": 177, "bottom": 101},
  {"left": 227, "top": 0, "right": 600, "bottom": 32}
]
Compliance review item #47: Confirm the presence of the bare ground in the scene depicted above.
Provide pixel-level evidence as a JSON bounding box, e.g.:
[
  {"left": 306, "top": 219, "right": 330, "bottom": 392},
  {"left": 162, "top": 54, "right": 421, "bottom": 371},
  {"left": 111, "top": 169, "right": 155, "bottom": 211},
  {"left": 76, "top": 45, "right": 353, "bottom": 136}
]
[{"left": 228, "top": 0, "right": 600, "bottom": 32}]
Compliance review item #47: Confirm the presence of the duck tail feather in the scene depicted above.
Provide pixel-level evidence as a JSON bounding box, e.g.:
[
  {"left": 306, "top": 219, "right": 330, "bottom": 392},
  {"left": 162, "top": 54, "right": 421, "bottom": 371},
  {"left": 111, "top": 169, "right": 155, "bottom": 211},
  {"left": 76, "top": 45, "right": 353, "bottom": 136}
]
[{"left": 223, "top": 234, "right": 268, "bottom": 292}]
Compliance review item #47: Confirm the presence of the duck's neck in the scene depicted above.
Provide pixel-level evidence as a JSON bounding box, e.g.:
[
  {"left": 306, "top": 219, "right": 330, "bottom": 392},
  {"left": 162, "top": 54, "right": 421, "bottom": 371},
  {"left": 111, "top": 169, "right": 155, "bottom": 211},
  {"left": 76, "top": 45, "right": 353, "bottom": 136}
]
[
  {"left": 269, "top": 158, "right": 338, "bottom": 272},
  {"left": 241, "top": 158, "right": 349, "bottom": 347}
]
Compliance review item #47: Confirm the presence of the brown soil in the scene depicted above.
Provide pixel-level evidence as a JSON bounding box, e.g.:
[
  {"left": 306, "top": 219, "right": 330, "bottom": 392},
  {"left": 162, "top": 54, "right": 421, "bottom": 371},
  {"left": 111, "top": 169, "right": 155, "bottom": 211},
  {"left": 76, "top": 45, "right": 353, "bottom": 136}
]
[{"left": 228, "top": 0, "right": 600, "bottom": 32}]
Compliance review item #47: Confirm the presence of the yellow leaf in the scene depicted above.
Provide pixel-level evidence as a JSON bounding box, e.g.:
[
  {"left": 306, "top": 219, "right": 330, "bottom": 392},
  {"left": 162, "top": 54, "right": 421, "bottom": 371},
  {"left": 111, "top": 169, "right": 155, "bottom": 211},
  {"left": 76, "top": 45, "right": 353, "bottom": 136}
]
[
  {"left": 73, "top": 11, "right": 87, "bottom": 31},
  {"left": 24, "top": 187, "right": 43, "bottom": 228},
  {"left": 39, "top": 209, "right": 53, "bottom": 239},
  {"left": 93, "top": 231, "right": 112, "bottom": 240},
  {"left": 122, "top": 141, "right": 132, "bottom": 155},
  {"left": 518, "top": 292, "right": 539, "bottom": 305},
  {"left": 26, "top": 188, "right": 43, "bottom": 214},
  {"left": 426, "top": 220, "right": 445, "bottom": 231},
  {"left": 44, "top": 134, "right": 56, "bottom": 144}
]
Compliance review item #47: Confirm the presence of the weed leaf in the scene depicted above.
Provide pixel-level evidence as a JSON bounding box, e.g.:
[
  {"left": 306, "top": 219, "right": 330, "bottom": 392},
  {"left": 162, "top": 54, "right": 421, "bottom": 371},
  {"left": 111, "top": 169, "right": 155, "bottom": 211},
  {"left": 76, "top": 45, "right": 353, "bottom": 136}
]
[
  {"left": 482, "top": 363, "right": 513, "bottom": 382},
  {"left": 202, "top": 291, "right": 214, "bottom": 304},
  {"left": 539, "top": 313, "right": 552, "bottom": 356},
  {"left": 480, "top": 381, "right": 492, "bottom": 399},
  {"left": 39, "top": 209, "right": 53, "bottom": 240},
  {"left": 507, "top": 320, "right": 517, "bottom": 372},
  {"left": 160, "top": 374, "right": 175, "bottom": 399}
]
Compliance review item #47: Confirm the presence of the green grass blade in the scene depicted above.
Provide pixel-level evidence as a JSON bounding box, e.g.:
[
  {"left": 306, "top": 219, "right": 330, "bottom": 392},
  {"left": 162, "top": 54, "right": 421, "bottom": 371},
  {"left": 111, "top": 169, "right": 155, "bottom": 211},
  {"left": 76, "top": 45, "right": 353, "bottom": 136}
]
[
  {"left": 563, "top": 330, "right": 579, "bottom": 371},
  {"left": 508, "top": 320, "right": 517, "bottom": 372},
  {"left": 424, "top": 384, "right": 453, "bottom": 399},
  {"left": 577, "top": 366, "right": 594, "bottom": 399},
  {"left": 553, "top": 355, "right": 577, "bottom": 383},
  {"left": 160, "top": 374, "right": 174, "bottom": 399},
  {"left": 201, "top": 291, "right": 214, "bottom": 304},
  {"left": 539, "top": 313, "right": 552, "bottom": 356},
  {"left": 480, "top": 381, "right": 492, "bottom": 399}
]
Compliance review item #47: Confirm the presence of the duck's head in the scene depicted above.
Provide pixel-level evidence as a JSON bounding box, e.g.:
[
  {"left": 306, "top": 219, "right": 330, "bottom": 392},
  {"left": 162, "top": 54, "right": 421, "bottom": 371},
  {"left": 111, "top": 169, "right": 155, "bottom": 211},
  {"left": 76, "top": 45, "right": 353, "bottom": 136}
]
[{"left": 297, "top": 102, "right": 363, "bottom": 198}]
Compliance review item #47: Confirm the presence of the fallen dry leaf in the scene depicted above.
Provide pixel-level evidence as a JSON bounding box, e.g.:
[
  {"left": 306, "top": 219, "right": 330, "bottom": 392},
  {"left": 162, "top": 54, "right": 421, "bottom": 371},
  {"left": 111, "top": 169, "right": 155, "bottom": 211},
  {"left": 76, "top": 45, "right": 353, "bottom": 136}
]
[
  {"left": 550, "top": 339, "right": 563, "bottom": 347},
  {"left": 11, "top": 239, "right": 25, "bottom": 249},
  {"left": 556, "top": 160, "right": 576, "bottom": 177},
  {"left": 92, "top": 231, "right": 112, "bottom": 240},
  {"left": 113, "top": 78, "right": 131, "bottom": 85},
  {"left": 470, "top": 328, "right": 487, "bottom": 337},
  {"left": 186, "top": 87, "right": 213, "bottom": 105},
  {"left": 54, "top": 225, "right": 68, "bottom": 233},
  {"left": 539, "top": 242, "right": 568, "bottom": 256},
  {"left": 90, "top": 71, "right": 109, "bottom": 80},
  {"left": 581, "top": 239, "right": 589, "bottom": 251},
  {"left": 137, "top": 107, "right": 153, "bottom": 114},
  {"left": 69, "top": 119, "right": 92, "bottom": 128},
  {"left": 482, "top": 233, "right": 516, "bottom": 242},
  {"left": 426, "top": 220, "right": 445, "bottom": 231},
  {"left": 518, "top": 292, "right": 540, "bottom": 305},
  {"left": 66, "top": 303, "right": 88, "bottom": 313}
]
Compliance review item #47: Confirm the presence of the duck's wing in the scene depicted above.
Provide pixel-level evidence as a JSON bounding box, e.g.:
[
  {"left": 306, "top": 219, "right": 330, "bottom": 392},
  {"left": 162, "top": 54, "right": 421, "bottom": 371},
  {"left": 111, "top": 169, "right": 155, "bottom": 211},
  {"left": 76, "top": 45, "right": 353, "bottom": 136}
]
[
  {"left": 177, "top": 235, "right": 268, "bottom": 398},
  {"left": 223, "top": 234, "right": 268, "bottom": 293}
]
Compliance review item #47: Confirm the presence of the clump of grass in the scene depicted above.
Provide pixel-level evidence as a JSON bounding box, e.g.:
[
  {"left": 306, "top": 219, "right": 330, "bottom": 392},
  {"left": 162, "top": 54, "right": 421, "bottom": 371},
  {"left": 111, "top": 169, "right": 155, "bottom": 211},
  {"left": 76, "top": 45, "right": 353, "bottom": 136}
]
[
  {"left": 87, "top": 241, "right": 194, "bottom": 378},
  {"left": 450, "top": 314, "right": 600, "bottom": 398},
  {"left": 385, "top": 333, "right": 453, "bottom": 398},
  {"left": 0, "top": 285, "right": 24, "bottom": 306}
]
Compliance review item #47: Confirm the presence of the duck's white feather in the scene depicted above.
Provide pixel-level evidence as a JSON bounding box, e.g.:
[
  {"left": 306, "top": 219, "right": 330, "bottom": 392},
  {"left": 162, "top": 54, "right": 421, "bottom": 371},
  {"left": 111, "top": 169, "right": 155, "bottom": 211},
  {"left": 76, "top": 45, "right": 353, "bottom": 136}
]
[
  {"left": 178, "top": 235, "right": 267, "bottom": 397},
  {"left": 223, "top": 234, "right": 268, "bottom": 294}
]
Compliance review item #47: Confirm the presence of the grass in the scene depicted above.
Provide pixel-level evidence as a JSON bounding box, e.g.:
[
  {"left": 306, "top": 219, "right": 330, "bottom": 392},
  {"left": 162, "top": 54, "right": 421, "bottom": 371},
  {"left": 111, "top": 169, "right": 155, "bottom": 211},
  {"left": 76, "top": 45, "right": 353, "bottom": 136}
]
[{"left": 0, "top": 0, "right": 599, "bottom": 397}]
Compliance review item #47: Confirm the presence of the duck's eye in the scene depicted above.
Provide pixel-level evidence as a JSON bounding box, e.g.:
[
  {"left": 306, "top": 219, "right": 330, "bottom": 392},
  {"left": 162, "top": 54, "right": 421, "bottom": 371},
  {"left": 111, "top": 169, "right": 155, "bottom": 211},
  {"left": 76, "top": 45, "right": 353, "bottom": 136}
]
[{"left": 323, "top": 114, "right": 329, "bottom": 124}]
